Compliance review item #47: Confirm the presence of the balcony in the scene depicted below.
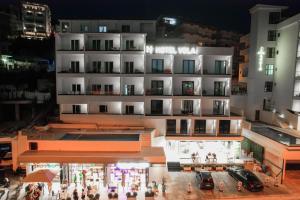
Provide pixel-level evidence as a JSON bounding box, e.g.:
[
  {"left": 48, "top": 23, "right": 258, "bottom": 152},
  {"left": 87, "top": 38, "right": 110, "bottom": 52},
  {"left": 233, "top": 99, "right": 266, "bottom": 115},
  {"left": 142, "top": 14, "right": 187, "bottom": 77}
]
[
  {"left": 85, "top": 47, "right": 120, "bottom": 51},
  {"left": 202, "top": 90, "right": 230, "bottom": 97},
  {"left": 86, "top": 90, "right": 120, "bottom": 96},
  {"left": 203, "top": 69, "right": 230, "bottom": 75},
  {"left": 145, "top": 88, "right": 170, "bottom": 96}
]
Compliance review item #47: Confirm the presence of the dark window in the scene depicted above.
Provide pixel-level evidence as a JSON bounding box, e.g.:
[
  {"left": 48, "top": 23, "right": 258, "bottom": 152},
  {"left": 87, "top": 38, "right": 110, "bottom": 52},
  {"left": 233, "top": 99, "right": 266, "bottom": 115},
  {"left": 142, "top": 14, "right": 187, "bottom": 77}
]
[
  {"left": 70, "top": 61, "right": 79, "bottom": 73},
  {"left": 215, "top": 60, "right": 227, "bottom": 74},
  {"left": 267, "top": 30, "right": 277, "bottom": 41},
  {"left": 213, "top": 100, "right": 225, "bottom": 115},
  {"left": 125, "top": 62, "right": 134, "bottom": 73},
  {"left": 29, "top": 142, "right": 38, "bottom": 150},
  {"left": 180, "top": 120, "right": 188, "bottom": 134},
  {"left": 152, "top": 59, "right": 164, "bottom": 73},
  {"left": 72, "top": 84, "right": 81, "bottom": 93},
  {"left": 105, "top": 40, "right": 113, "bottom": 50},
  {"left": 104, "top": 62, "right": 114, "bottom": 73},
  {"left": 71, "top": 40, "right": 79, "bottom": 50},
  {"left": 122, "top": 25, "right": 130, "bottom": 32},
  {"left": 269, "top": 12, "right": 281, "bottom": 24},
  {"left": 214, "top": 81, "right": 226, "bottom": 96},
  {"left": 264, "top": 81, "right": 273, "bottom": 92},
  {"left": 104, "top": 85, "right": 113, "bottom": 94},
  {"left": 72, "top": 105, "right": 81, "bottom": 114},
  {"left": 125, "top": 40, "right": 134, "bottom": 50},
  {"left": 80, "top": 25, "right": 88, "bottom": 32},
  {"left": 125, "top": 105, "right": 134, "bottom": 114},
  {"left": 166, "top": 119, "right": 176, "bottom": 134},
  {"left": 151, "top": 80, "right": 164, "bottom": 95},
  {"left": 99, "top": 105, "right": 107, "bottom": 113},
  {"left": 267, "top": 47, "right": 275, "bottom": 58},
  {"left": 92, "top": 40, "right": 101, "bottom": 50},
  {"left": 151, "top": 100, "right": 163, "bottom": 115},
  {"left": 219, "top": 120, "right": 230, "bottom": 134},
  {"left": 182, "top": 100, "right": 193, "bottom": 114},
  {"left": 182, "top": 81, "right": 194, "bottom": 96},
  {"left": 182, "top": 60, "right": 195, "bottom": 74},
  {"left": 91, "top": 84, "right": 101, "bottom": 92},
  {"left": 194, "top": 120, "right": 206, "bottom": 134},
  {"left": 92, "top": 61, "right": 101, "bottom": 73}
]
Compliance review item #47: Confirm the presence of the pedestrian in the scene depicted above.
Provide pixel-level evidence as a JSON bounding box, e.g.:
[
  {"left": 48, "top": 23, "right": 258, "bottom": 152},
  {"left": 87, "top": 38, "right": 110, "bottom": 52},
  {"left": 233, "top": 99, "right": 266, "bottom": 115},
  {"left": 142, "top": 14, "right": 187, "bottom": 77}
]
[
  {"left": 81, "top": 188, "right": 85, "bottom": 200},
  {"left": 237, "top": 181, "right": 242, "bottom": 191},
  {"left": 219, "top": 181, "right": 224, "bottom": 192},
  {"left": 187, "top": 182, "right": 192, "bottom": 194},
  {"left": 73, "top": 189, "right": 79, "bottom": 200}
]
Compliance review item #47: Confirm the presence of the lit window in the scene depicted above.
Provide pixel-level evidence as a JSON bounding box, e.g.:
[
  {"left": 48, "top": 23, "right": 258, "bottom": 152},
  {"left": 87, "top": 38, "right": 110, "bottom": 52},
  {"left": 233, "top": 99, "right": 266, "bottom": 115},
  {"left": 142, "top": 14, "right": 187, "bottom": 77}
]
[
  {"left": 99, "top": 26, "right": 107, "bottom": 33},
  {"left": 265, "top": 64, "right": 274, "bottom": 75}
]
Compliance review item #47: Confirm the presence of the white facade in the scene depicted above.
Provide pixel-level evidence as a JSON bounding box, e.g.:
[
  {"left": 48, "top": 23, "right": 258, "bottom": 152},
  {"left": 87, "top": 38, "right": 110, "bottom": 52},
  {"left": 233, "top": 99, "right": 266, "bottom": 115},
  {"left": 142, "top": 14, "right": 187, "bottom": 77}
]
[
  {"left": 246, "top": 4, "right": 300, "bottom": 121},
  {"left": 56, "top": 20, "right": 242, "bottom": 137}
]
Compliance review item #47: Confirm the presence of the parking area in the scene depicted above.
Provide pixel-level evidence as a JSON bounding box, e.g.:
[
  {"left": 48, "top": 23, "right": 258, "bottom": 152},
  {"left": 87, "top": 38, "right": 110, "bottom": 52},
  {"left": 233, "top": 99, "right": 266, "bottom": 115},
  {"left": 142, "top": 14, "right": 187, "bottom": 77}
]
[{"left": 164, "top": 171, "right": 290, "bottom": 200}]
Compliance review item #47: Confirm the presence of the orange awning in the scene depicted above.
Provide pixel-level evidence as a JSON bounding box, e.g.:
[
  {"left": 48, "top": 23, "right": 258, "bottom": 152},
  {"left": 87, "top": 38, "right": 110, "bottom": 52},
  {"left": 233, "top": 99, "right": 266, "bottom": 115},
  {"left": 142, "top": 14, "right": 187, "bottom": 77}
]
[{"left": 23, "top": 169, "right": 57, "bottom": 183}]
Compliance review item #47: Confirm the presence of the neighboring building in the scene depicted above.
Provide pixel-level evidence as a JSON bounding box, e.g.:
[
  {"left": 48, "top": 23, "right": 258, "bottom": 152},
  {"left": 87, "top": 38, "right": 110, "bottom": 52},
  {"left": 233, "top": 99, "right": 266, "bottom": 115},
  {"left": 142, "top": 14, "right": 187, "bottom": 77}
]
[
  {"left": 238, "top": 34, "right": 249, "bottom": 83},
  {"left": 21, "top": 1, "right": 51, "bottom": 39},
  {"left": 0, "top": 5, "right": 21, "bottom": 40},
  {"left": 55, "top": 19, "right": 243, "bottom": 167},
  {"left": 244, "top": 4, "right": 300, "bottom": 121}
]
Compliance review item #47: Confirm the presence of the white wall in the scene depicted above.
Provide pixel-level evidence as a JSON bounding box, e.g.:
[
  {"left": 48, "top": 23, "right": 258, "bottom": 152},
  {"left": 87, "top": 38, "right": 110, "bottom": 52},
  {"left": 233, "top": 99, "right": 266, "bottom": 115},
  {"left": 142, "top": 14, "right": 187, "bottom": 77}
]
[
  {"left": 146, "top": 54, "right": 173, "bottom": 73},
  {"left": 86, "top": 34, "right": 120, "bottom": 50},
  {"left": 202, "top": 77, "right": 230, "bottom": 96},
  {"left": 57, "top": 54, "right": 85, "bottom": 72},
  {"left": 203, "top": 55, "right": 231, "bottom": 74},
  {"left": 121, "top": 34, "right": 145, "bottom": 50},
  {"left": 122, "top": 102, "right": 144, "bottom": 115},
  {"left": 61, "top": 104, "right": 88, "bottom": 113},
  {"left": 58, "top": 34, "right": 85, "bottom": 50},
  {"left": 121, "top": 54, "right": 145, "bottom": 73},
  {"left": 89, "top": 102, "right": 122, "bottom": 114},
  {"left": 58, "top": 77, "right": 85, "bottom": 94},
  {"left": 86, "top": 54, "right": 121, "bottom": 73},
  {"left": 121, "top": 77, "right": 144, "bottom": 95},
  {"left": 86, "top": 77, "right": 120, "bottom": 94},
  {"left": 173, "top": 55, "right": 202, "bottom": 74},
  {"left": 202, "top": 99, "right": 229, "bottom": 116}
]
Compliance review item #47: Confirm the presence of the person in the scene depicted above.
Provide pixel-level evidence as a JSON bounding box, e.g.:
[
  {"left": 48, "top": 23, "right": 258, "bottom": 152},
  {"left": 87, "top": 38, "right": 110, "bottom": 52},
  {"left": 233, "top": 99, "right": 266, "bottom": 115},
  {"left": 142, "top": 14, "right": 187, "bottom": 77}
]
[
  {"left": 73, "top": 189, "right": 79, "bottom": 200},
  {"left": 74, "top": 174, "right": 78, "bottom": 187},
  {"left": 191, "top": 153, "right": 196, "bottom": 163},
  {"left": 187, "top": 182, "right": 192, "bottom": 194}
]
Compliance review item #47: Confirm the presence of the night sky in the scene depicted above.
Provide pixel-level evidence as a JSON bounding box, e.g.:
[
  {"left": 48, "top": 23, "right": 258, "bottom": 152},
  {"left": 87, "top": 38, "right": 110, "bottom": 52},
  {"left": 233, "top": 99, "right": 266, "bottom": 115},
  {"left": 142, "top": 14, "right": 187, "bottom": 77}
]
[{"left": 2, "top": 0, "right": 300, "bottom": 33}]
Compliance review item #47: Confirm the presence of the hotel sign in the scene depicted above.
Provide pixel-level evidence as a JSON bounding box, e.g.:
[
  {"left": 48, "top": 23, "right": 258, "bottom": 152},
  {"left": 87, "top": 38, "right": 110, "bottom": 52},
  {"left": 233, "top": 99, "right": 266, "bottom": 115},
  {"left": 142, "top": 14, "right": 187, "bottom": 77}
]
[{"left": 146, "top": 45, "right": 199, "bottom": 55}]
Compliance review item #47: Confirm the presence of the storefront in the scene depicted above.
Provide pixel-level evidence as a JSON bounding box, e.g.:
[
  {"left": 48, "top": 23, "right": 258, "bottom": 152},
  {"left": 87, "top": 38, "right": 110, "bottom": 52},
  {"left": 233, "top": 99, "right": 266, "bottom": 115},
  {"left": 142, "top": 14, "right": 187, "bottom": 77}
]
[{"left": 166, "top": 140, "right": 242, "bottom": 164}]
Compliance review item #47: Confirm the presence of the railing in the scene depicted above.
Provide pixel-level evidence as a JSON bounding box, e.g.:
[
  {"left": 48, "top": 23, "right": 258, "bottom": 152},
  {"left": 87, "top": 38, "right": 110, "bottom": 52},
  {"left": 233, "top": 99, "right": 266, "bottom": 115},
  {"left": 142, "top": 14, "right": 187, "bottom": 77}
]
[
  {"left": 202, "top": 90, "right": 229, "bottom": 97},
  {"left": 145, "top": 88, "right": 169, "bottom": 96}
]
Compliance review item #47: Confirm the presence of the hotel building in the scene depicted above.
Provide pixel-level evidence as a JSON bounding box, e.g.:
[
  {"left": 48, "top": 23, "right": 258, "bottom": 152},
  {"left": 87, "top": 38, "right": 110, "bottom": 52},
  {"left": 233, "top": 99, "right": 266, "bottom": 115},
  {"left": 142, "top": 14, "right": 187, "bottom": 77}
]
[{"left": 55, "top": 19, "right": 243, "bottom": 167}]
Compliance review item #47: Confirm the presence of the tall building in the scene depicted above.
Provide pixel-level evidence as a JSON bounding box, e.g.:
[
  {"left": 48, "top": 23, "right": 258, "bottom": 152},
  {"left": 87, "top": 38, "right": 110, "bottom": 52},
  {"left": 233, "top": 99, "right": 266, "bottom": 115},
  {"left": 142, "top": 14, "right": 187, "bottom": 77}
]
[
  {"left": 21, "top": 1, "right": 51, "bottom": 39},
  {"left": 56, "top": 19, "right": 243, "bottom": 165},
  {"left": 244, "top": 4, "right": 300, "bottom": 121}
]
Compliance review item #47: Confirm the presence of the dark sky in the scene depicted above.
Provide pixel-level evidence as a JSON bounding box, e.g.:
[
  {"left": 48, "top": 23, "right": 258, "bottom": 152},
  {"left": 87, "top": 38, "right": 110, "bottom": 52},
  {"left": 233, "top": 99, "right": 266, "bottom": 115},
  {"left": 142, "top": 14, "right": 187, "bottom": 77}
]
[{"left": 2, "top": 0, "right": 300, "bottom": 33}]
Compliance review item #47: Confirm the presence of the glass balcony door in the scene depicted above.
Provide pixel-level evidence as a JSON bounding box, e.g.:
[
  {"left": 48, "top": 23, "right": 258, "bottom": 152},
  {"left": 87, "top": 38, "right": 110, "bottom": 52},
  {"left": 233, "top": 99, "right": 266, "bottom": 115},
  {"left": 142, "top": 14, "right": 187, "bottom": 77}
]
[
  {"left": 182, "top": 60, "right": 195, "bottom": 74},
  {"left": 125, "top": 62, "right": 134, "bottom": 73},
  {"left": 124, "top": 85, "right": 135, "bottom": 96},
  {"left": 92, "top": 40, "right": 101, "bottom": 50},
  {"left": 151, "top": 80, "right": 164, "bottom": 95},
  {"left": 213, "top": 100, "right": 224, "bottom": 115},
  {"left": 105, "top": 62, "right": 114, "bottom": 73},
  {"left": 105, "top": 40, "right": 113, "bottom": 50},
  {"left": 180, "top": 120, "right": 188, "bottom": 134},
  {"left": 71, "top": 40, "right": 79, "bottom": 50},
  {"left": 182, "top": 81, "right": 194, "bottom": 96},
  {"left": 104, "top": 85, "right": 113, "bottom": 95},
  {"left": 72, "top": 105, "right": 81, "bottom": 114},
  {"left": 125, "top": 105, "right": 134, "bottom": 114},
  {"left": 214, "top": 81, "right": 225, "bottom": 96},
  {"left": 151, "top": 100, "right": 163, "bottom": 115},
  {"left": 70, "top": 61, "right": 79, "bottom": 73},
  {"left": 215, "top": 60, "right": 226, "bottom": 74},
  {"left": 182, "top": 100, "right": 193, "bottom": 115},
  {"left": 151, "top": 59, "right": 164, "bottom": 73}
]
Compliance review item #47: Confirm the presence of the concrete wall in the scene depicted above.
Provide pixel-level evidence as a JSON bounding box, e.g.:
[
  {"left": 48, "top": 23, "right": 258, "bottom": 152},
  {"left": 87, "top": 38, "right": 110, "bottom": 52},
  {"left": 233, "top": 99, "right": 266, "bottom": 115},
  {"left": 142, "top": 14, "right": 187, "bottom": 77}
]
[
  {"left": 121, "top": 77, "right": 144, "bottom": 95},
  {"left": 121, "top": 54, "right": 145, "bottom": 73},
  {"left": 57, "top": 53, "right": 85, "bottom": 72},
  {"left": 86, "top": 54, "right": 121, "bottom": 73}
]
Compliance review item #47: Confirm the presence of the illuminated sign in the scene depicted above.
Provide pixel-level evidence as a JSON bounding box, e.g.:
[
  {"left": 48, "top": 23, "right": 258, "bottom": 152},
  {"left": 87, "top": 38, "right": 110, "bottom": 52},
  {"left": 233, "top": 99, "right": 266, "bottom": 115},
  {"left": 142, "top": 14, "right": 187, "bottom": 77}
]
[
  {"left": 257, "top": 46, "right": 265, "bottom": 71},
  {"left": 146, "top": 45, "right": 199, "bottom": 55}
]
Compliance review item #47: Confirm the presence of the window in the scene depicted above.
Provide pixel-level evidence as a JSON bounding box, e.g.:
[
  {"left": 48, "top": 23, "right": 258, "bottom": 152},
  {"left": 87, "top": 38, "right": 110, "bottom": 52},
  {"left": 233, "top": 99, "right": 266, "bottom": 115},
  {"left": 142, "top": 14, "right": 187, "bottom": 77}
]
[
  {"left": 92, "top": 61, "right": 101, "bottom": 73},
  {"left": 62, "top": 22, "right": 70, "bottom": 32},
  {"left": 72, "top": 84, "right": 81, "bottom": 93},
  {"left": 214, "top": 81, "right": 226, "bottom": 96},
  {"left": 99, "top": 25, "right": 107, "bottom": 33},
  {"left": 182, "top": 100, "right": 193, "bottom": 114},
  {"left": 104, "top": 85, "right": 113, "bottom": 94},
  {"left": 72, "top": 105, "right": 81, "bottom": 114},
  {"left": 215, "top": 60, "right": 227, "bottom": 74},
  {"left": 125, "top": 62, "right": 134, "bottom": 73},
  {"left": 80, "top": 25, "right": 88, "bottom": 32},
  {"left": 194, "top": 120, "right": 206, "bottom": 134},
  {"left": 151, "top": 80, "right": 164, "bottom": 95},
  {"left": 267, "top": 30, "right": 277, "bottom": 41},
  {"left": 182, "top": 60, "right": 195, "bottom": 74},
  {"left": 269, "top": 12, "right": 280, "bottom": 24},
  {"left": 125, "top": 105, "right": 134, "bottom": 114},
  {"left": 71, "top": 40, "right": 79, "bottom": 50},
  {"left": 265, "top": 64, "right": 274, "bottom": 75},
  {"left": 105, "top": 40, "right": 113, "bottom": 50},
  {"left": 219, "top": 120, "right": 230, "bottom": 134},
  {"left": 125, "top": 40, "right": 134, "bottom": 50},
  {"left": 29, "top": 142, "right": 38, "bottom": 150},
  {"left": 122, "top": 25, "right": 130, "bottom": 32},
  {"left": 104, "top": 62, "right": 113, "bottom": 73},
  {"left": 91, "top": 84, "right": 101, "bottom": 92},
  {"left": 213, "top": 100, "right": 224, "bottom": 115},
  {"left": 151, "top": 100, "right": 163, "bottom": 115},
  {"left": 166, "top": 119, "right": 176, "bottom": 134},
  {"left": 70, "top": 61, "right": 79, "bottom": 73},
  {"left": 92, "top": 40, "right": 101, "bottom": 50},
  {"left": 267, "top": 47, "right": 275, "bottom": 58},
  {"left": 182, "top": 81, "right": 194, "bottom": 96},
  {"left": 124, "top": 85, "right": 135, "bottom": 96},
  {"left": 264, "top": 81, "right": 273, "bottom": 92},
  {"left": 180, "top": 120, "right": 188, "bottom": 134},
  {"left": 99, "top": 105, "right": 107, "bottom": 113},
  {"left": 151, "top": 59, "right": 164, "bottom": 73}
]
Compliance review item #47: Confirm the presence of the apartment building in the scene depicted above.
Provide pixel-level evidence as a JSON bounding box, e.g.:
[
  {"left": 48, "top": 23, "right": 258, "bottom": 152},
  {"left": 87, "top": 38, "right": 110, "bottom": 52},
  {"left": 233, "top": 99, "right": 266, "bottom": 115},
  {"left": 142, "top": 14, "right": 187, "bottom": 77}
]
[
  {"left": 55, "top": 19, "right": 243, "bottom": 165},
  {"left": 21, "top": 1, "right": 51, "bottom": 39},
  {"left": 242, "top": 4, "right": 300, "bottom": 121}
]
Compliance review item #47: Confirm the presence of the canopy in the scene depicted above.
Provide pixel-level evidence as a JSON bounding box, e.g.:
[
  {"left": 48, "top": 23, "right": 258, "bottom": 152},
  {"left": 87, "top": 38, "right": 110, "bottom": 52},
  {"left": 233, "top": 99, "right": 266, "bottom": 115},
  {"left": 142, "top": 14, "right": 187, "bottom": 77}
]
[{"left": 23, "top": 169, "right": 57, "bottom": 183}]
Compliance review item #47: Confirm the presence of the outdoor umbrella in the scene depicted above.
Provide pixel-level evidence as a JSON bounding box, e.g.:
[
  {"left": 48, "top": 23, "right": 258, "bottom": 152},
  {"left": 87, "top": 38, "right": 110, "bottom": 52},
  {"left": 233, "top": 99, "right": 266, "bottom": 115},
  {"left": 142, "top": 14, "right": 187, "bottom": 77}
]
[{"left": 23, "top": 169, "right": 57, "bottom": 183}]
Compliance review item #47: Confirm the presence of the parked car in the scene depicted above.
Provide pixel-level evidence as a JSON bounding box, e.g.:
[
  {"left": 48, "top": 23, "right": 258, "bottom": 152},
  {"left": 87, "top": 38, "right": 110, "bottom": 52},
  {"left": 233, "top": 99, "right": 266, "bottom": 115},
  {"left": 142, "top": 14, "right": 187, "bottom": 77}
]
[
  {"left": 196, "top": 171, "right": 214, "bottom": 189},
  {"left": 227, "top": 168, "right": 264, "bottom": 192}
]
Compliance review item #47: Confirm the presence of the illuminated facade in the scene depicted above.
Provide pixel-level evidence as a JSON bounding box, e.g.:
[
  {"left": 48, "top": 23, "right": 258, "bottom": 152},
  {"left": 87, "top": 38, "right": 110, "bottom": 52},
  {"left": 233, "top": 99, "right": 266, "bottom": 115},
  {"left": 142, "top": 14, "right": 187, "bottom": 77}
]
[
  {"left": 56, "top": 19, "right": 243, "bottom": 165},
  {"left": 21, "top": 1, "right": 51, "bottom": 39},
  {"left": 243, "top": 4, "right": 300, "bottom": 121}
]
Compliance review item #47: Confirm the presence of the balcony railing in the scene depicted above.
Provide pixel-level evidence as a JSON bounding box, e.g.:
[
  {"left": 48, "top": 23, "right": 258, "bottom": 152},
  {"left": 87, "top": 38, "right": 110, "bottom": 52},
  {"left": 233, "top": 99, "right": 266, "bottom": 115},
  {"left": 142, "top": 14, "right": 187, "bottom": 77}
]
[
  {"left": 203, "top": 69, "right": 230, "bottom": 75},
  {"left": 85, "top": 47, "right": 120, "bottom": 51},
  {"left": 202, "top": 90, "right": 229, "bottom": 97},
  {"left": 122, "top": 46, "right": 144, "bottom": 51},
  {"left": 85, "top": 71, "right": 120, "bottom": 74},
  {"left": 87, "top": 90, "right": 120, "bottom": 96},
  {"left": 145, "top": 88, "right": 169, "bottom": 96},
  {"left": 58, "top": 69, "right": 83, "bottom": 73}
]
